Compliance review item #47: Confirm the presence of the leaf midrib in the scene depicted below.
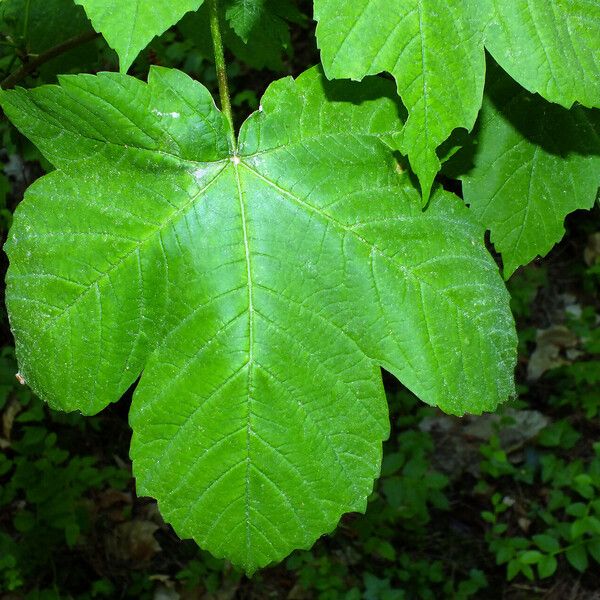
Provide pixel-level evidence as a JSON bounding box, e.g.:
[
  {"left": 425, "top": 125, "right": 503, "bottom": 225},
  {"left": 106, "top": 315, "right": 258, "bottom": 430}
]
[{"left": 231, "top": 159, "right": 256, "bottom": 561}]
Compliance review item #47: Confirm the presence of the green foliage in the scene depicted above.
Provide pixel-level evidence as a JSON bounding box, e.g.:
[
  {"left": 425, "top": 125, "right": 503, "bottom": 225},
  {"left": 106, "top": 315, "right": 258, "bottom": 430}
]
[
  {"left": 314, "top": 0, "right": 485, "bottom": 201},
  {"left": 1, "top": 0, "right": 88, "bottom": 51},
  {"left": 480, "top": 0, "right": 600, "bottom": 109},
  {"left": 288, "top": 550, "right": 488, "bottom": 600},
  {"left": 484, "top": 444, "right": 600, "bottom": 581},
  {"left": 474, "top": 263, "right": 600, "bottom": 585},
  {"left": 176, "top": 553, "right": 241, "bottom": 593},
  {"left": 314, "top": 0, "right": 600, "bottom": 203},
  {"left": 0, "top": 349, "right": 129, "bottom": 594},
  {"left": 0, "top": 0, "right": 598, "bottom": 581}
]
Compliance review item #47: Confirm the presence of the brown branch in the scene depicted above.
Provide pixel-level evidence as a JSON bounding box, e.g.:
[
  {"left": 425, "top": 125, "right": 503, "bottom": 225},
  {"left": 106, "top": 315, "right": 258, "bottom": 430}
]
[{"left": 1, "top": 30, "right": 99, "bottom": 90}]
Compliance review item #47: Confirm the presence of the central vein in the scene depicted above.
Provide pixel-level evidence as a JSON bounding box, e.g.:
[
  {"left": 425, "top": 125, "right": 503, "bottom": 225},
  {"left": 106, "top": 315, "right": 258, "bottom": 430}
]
[{"left": 232, "top": 158, "right": 255, "bottom": 557}]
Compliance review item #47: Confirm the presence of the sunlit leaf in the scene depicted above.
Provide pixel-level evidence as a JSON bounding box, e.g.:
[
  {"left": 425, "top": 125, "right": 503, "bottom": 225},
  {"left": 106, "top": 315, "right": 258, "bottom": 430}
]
[{"left": 0, "top": 66, "right": 516, "bottom": 572}]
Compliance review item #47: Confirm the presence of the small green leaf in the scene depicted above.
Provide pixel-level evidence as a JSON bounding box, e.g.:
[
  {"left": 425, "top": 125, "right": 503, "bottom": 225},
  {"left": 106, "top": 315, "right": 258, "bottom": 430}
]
[
  {"left": 538, "top": 421, "right": 581, "bottom": 450},
  {"left": 0, "top": 455, "right": 12, "bottom": 477},
  {"left": 225, "top": 0, "right": 265, "bottom": 42},
  {"left": 16, "top": 401, "right": 45, "bottom": 422},
  {"left": 575, "top": 482, "right": 595, "bottom": 500},
  {"left": 537, "top": 555, "right": 557, "bottom": 579},
  {"left": 462, "top": 63, "right": 600, "bottom": 278},
  {"left": 493, "top": 523, "right": 508, "bottom": 535},
  {"left": 588, "top": 517, "right": 600, "bottom": 535},
  {"left": 368, "top": 538, "right": 396, "bottom": 561},
  {"left": 574, "top": 474, "right": 593, "bottom": 487},
  {"left": 566, "top": 545, "right": 589, "bottom": 572},
  {"left": 74, "top": 0, "right": 204, "bottom": 72},
  {"left": 495, "top": 544, "right": 514, "bottom": 565},
  {"left": 573, "top": 517, "right": 600, "bottom": 538},
  {"left": 571, "top": 519, "right": 588, "bottom": 540},
  {"left": 566, "top": 503, "right": 587, "bottom": 519},
  {"left": 588, "top": 539, "right": 600, "bottom": 564},
  {"left": 481, "top": 511, "right": 495, "bottom": 524},
  {"left": 533, "top": 534, "right": 559, "bottom": 554},
  {"left": 519, "top": 550, "right": 542, "bottom": 564},
  {"left": 522, "top": 564, "right": 535, "bottom": 581},
  {"left": 506, "top": 559, "right": 520, "bottom": 581},
  {"left": 65, "top": 521, "right": 80, "bottom": 548},
  {"left": 0, "top": 66, "right": 516, "bottom": 573}
]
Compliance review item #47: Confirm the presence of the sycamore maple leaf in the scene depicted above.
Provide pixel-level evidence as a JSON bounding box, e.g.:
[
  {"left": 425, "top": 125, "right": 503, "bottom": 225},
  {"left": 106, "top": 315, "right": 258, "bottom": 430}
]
[{"left": 0, "top": 67, "right": 516, "bottom": 572}]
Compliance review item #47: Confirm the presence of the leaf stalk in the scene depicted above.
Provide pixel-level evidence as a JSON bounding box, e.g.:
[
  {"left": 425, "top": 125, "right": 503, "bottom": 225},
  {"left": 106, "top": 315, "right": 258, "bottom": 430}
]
[{"left": 208, "top": 0, "right": 237, "bottom": 153}]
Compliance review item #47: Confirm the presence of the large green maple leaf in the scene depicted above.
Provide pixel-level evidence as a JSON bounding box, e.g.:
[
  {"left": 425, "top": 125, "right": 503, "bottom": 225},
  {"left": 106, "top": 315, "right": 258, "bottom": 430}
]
[
  {"left": 460, "top": 65, "right": 600, "bottom": 278},
  {"left": 0, "top": 67, "right": 516, "bottom": 572},
  {"left": 73, "top": 0, "right": 205, "bottom": 72}
]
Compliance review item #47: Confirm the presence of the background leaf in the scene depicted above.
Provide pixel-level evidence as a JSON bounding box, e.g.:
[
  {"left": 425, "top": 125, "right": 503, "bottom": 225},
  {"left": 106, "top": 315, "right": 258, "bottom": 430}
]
[
  {"left": 0, "top": 0, "right": 97, "bottom": 78},
  {"left": 481, "top": 0, "right": 600, "bottom": 109},
  {"left": 226, "top": 0, "right": 265, "bottom": 42},
  {"left": 566, "top": 544, "right": 589, "bottom": 572},
  {"left": 313, "top": 0, "right": 485, "bottom": 201},
  {"left": 459, "top": 63, "right": 600, "bottom": 278},
  {"left": 537, "top": 555, "right": 557, "bottom": 579},
  {"left": 73, "top": 0, "right": 204, "bottom": 72},
  {"left": 180, "top": 0, "right": 298, "bottom": 71}
]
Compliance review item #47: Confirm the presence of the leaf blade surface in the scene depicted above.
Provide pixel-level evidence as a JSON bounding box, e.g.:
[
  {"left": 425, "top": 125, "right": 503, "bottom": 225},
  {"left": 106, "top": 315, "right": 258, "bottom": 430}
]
[{"left": 0, "top": 67, "right": 516, "bottom": 572}]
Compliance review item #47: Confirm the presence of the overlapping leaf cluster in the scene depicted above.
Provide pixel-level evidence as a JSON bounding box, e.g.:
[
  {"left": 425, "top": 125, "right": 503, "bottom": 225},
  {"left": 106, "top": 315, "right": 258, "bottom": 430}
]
[
  {"left": 63, "top": 0, "right": 600, "bottom": 274},
  {"left": 315, "top": 0, "right": 600, "bottom": 274},
  {"left": 0, "top": 0, "right": 597, "bottom": 573}
]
